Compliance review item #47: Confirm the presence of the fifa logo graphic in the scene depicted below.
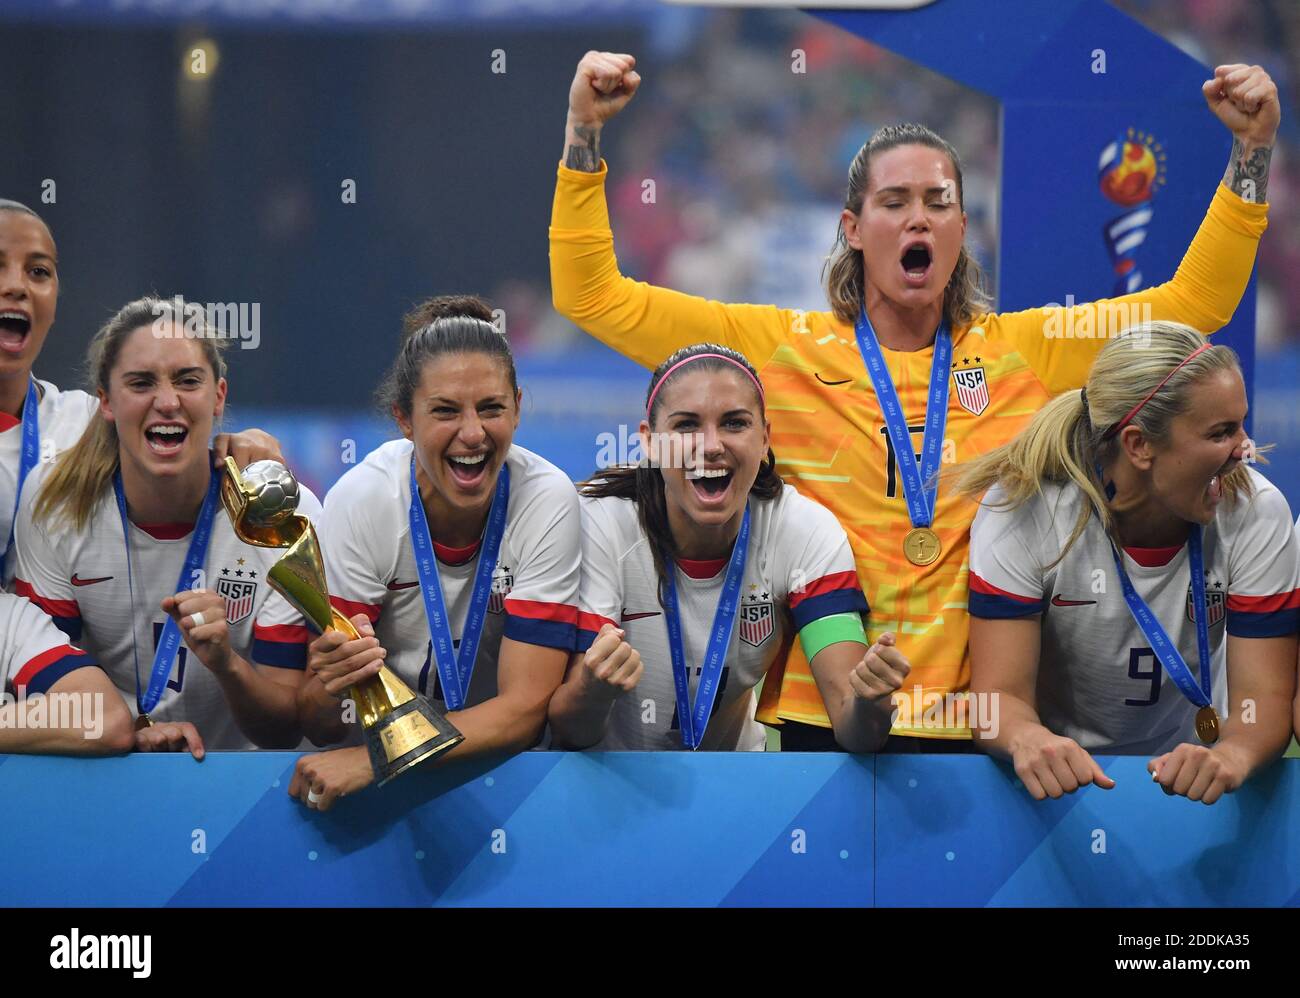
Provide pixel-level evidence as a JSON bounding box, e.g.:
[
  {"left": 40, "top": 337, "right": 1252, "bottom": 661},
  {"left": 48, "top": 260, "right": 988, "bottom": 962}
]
[
  {"left": 1098, "top": 128, "right": 1167, "bottom": 295},
  {"left": 488, "top": 564, "right": 513, "bottom": 615}
]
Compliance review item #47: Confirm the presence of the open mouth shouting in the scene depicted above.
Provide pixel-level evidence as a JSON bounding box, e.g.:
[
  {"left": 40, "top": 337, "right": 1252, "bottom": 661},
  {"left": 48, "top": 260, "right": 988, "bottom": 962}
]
[
  {"left": 0, "top": 309, "right": 32, "bottom": 356},
  {"left": 685, "top": 465, "right": 734, "bottom": 507},
  {"left": 900, "top": 241, "right": 933, "bottom": 288},
  {"left": 144, "top": 421, "right": 189, "bottom": 457},
  {"left": 1205, "top": 459, "right": 1237, "bottom": 507},
  {"left": 446, "top": 450, "right": 492, "bottom": 492}
]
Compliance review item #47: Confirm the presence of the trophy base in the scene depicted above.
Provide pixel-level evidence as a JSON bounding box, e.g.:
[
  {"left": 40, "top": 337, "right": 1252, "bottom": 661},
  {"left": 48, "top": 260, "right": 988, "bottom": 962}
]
[{"left": 366, "top": 695, "right": 464, "bottom": 788}]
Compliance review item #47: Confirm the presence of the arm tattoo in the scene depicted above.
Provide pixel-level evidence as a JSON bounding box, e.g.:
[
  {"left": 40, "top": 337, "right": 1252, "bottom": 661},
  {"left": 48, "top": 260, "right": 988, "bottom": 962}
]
[
  {"left": 1223, "top": 137, "right": 1272, "bottom": 203},
  {"left": 564, "top": 124, "right": 601, "bottom": 172}
]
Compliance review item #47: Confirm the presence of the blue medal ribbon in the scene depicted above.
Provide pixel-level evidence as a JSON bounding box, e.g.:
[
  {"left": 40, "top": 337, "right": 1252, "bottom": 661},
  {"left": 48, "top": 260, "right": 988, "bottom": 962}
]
[
  {"left": 114, "top": 467, "right": 222, "bottom": 717},
  {"left": 408, "top": 457, "right": 511, "bottom": 711},
  {"left": 1107, "top": 525, "right": 1214, "bottom": 712},
  {"left": 2, "top": 379, "right": 41, "bottom": 574},
  {"left": 853, "top": 308, "right": 951, "bottom": 529},
  {"left": 662, "top": 504, "right": 751, "bottom": 750}
]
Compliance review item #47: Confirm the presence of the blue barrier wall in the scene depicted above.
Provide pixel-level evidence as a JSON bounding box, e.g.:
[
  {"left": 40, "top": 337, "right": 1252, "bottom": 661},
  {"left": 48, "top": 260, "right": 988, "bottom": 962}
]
[{"left": 2, "top": 752, "right": 1296, "bottom": 907}]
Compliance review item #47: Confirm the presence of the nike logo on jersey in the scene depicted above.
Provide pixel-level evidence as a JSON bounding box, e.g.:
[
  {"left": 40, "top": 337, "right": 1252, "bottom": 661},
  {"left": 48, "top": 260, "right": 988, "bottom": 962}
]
[
  {"left": 387, "top": 579, "right": 419, "bottom": 591},
  {"left": 70, "top": 574, "right": 114, "bottom": 587},
  {"left": 621, "top": 610, "right": 662, "bottom": 621},
  {"left": 814, "top": 373, "right": 853, "bottom": 386},
  {"left": 1050, "top": 595, "right": 1096, "bottom": 607}
]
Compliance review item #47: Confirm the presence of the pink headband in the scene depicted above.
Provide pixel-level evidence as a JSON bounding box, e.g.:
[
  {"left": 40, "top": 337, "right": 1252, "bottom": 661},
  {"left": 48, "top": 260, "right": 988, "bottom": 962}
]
[
  {"left": 1102, "top": 343, "right": 1212, "bottom": 441},
  {"left": 645, "top": 353, "right": 765, "bottom": 417}
]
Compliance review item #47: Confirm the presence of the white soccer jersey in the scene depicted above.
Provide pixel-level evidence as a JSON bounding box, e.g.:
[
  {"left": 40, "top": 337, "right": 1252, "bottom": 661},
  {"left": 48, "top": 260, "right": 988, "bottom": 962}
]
[
  {"left": 969, "top": 467, "right": 1300, "bottom": 756},
  {"left": 0, "top": 380, "right": 96, "bottom": 583},
  {"left": 12, "top": 470, "right": 320, "bottom": 750},
  {"left": 576, "top": 484, "right": 868, "bottom": 751},
  {"left": 0, "top": 593, "right": 99, "bottom": 698},
  {"left": 319, "top": 440, "right": 580, "bottom": 711}
]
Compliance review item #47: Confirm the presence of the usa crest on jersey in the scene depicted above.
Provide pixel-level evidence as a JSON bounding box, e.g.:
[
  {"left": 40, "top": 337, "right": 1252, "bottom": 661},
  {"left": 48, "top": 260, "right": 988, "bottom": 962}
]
[
  {"left": 217, "top": 577, "right": 258, "bottom": 624},
  {"left": 488, "top": 563, "right": 513, "bottom": 615},
  {"left": 1187, "top": 581, "right": 1226, "bottom": 627},
  {"left": 952, "top": 367, "right": 989, "bottom": 416},
  {"left": 739, "top": 590, "right": 774, "bottom": 647}
]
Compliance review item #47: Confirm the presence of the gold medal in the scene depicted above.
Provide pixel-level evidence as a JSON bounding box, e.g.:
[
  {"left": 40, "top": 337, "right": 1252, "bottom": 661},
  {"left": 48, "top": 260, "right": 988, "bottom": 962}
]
[
  {"left": 134, "top": 714, "right": 152, "bottom": 732},
  {"left": 903, "top": 527, "right": 941, "bottom": 566},
  {"left": 1194, "top": 705, "right": 1220, "bottom": 744}
]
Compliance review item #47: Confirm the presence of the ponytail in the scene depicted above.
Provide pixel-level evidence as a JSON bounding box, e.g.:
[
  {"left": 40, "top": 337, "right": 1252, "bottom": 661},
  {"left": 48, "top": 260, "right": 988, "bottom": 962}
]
[{"left": 948, "top": 321, "right": 1255, "bottom": 566}]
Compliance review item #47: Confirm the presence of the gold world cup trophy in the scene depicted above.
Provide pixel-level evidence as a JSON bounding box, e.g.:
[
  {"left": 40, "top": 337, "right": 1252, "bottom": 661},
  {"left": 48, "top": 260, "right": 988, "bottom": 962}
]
[{"left": 221, "top": 457, "right": 464, "bottom": 784}]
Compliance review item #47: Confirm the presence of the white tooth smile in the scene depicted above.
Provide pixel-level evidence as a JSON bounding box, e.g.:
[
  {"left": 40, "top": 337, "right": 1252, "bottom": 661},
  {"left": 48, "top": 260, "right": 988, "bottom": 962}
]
[
  {"left": 0, "top": 312, "right": 28, "bottom": 322},
  {"left": 686, "top": 468, "right": 730, "bottom": 480},
  {"left": 450, "top": 454, "right": 487, "bottom": 466},
  {"left": 150, "top": 426, "right": 185, "bottom": 436}
]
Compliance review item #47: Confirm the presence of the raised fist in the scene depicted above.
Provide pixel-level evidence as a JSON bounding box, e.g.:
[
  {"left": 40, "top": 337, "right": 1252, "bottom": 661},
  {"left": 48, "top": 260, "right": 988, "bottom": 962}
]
[
  {"left": 1203, "top": 64, "right": 1280, "bottom": 146},
  {"left": 567, "top": 51, "right": 641, "bottom": 128}
]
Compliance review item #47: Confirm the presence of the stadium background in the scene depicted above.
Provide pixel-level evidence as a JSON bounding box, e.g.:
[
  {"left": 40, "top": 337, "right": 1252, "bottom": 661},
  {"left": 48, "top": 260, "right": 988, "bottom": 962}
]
[{"left": 2, "top": 0, "right": 1297, "bottom": 751}]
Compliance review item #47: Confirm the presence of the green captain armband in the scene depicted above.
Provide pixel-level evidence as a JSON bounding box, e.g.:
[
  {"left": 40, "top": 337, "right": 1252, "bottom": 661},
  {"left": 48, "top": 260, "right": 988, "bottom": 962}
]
[{"left": 797, "top": 612, "right": 868, "bottom": 663}]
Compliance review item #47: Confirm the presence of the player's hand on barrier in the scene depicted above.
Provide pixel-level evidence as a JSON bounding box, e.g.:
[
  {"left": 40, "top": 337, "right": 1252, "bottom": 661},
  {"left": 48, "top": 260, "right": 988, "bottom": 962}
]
[
  {"left": 1148, "top": 742, "right": 1244, "bottom": 805},
  {"left": 1204, "top": 64, "right": 1279, "bottom": 146},
  {"left": 163, "top": 589, "right": 233, "bottom": 676},
  {"left": 568, "top": 51, "right": 640, "bottom": 128},
  {"left": 134, "top": 720, "right": 205, "bottom": 759},
  {"left": 213, "top": 427, "right": 284, "bottom": 470},
  {"left": 848, "top": 631, "right": 910, "bottom": 703},
  {"left": 581, "top": 622, "right": 643, "bottom": 695},
  {"left": 289, "top": 746, "right": 373, "bottom": 812},
  {"left": 1010, "top": 727, "right": 1115, "bottom": 800},
  {"left": 308, "top": 614, "right": 385, "bottom": 699}
]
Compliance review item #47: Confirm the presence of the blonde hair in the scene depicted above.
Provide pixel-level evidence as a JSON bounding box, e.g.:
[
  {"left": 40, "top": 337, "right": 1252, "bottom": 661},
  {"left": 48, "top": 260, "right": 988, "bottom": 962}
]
[
  {"left": 949, "top": 322, "right": 1253, "bottom": 567},
  {"left": 823, "top": 123, "right": 992, "bottom": 330},
  {"left": 34, "top": 296, "right": 229, "bottom": 531}
]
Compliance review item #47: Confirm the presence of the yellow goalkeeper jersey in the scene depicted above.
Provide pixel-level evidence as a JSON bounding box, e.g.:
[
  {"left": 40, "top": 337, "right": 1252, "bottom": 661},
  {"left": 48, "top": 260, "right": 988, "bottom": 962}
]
[{"left": 550, "top": 161, "right": 1268, "bottom": 738}]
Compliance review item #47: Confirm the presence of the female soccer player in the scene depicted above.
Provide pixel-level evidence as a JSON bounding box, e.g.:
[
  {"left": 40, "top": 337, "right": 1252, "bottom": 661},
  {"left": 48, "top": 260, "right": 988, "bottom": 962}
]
[
  {"left": 550, "top": 52, "right": 1279, "bottom": 751},
  {"left": 0, "top": 199, "right": 281, "bottom": 581},
  {"left": 288, "top": 295, "right": 580, "bottom": 810},
  {"left": 959, "top": 323, "right": 1298, "bottom": 804},
  {"left": 13, "top": 296, "right": 318, "bottom": 754},
  {"left": 0, "top": 592, "right": 134, "bottom": 754},
  {"left": 548, "top": 344, "right": 906, "bottom": 752}
]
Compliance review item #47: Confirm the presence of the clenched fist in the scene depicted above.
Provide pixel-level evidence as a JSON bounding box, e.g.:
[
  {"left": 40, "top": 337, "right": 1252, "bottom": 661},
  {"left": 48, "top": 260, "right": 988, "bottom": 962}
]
[
  {"left": 579, "top": 622, "right": 644, "bottom": 695},
  {"left": 567, "top": 51, "right": 641, "bottom": 128},
  {"left": 162, "top": 589, "right": 233, "bottom": 676},
  {"left": 1204, "top": 64, "right": 1280, "bottom": 146},
  {"left": 847, "top": 631, "right": 911, "bottom": 703}
]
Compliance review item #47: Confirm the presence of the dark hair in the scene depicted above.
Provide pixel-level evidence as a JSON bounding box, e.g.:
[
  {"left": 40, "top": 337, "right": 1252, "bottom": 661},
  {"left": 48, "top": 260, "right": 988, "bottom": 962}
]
[
  {"left": 401, "top": 293, "right": 495, "bottom": 337},
  {"left": 0, "top": 199, "right": 56, "bottom": 262},
  {"left": 580, "top": 343, "right": 783, "bottom": 604},
  {"left": 377, "top": 293, "right": 517, "bottom": 418},
  {"left": 823, "top": 123, "right": 991, "bottom": 329}
]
